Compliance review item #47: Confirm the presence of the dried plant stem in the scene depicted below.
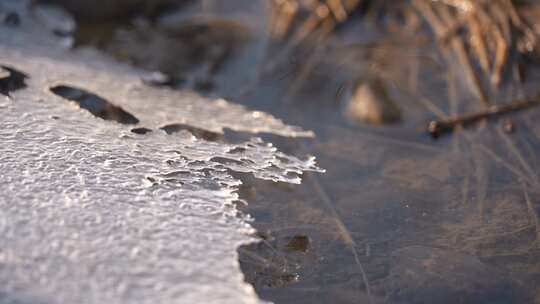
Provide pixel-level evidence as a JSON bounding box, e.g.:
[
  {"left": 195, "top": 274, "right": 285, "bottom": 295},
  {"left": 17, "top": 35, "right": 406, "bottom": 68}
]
[
  {"left": 468, "top": 16, "right": 490, "bottom": 74},
  {"left": 437, "top": 3, "right": 490, "bottom": 105},
  {"left": 270, "top": 0, "right": 300, "bottom": 40},
  {"left": 428, "top": 96, "right": 540, "bottom": 137},
  {"left": 412, "top": 0, "right": 489, "bottom": 105},
  {"left": 326, "top": 0, "right": 348, "bottom": 22}
]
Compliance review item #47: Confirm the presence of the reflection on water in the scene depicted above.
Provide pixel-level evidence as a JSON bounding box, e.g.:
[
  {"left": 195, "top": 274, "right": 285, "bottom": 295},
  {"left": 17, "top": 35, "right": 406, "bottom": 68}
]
[{"left": 50, "top": 0, "right": 540, "bottom": 302}]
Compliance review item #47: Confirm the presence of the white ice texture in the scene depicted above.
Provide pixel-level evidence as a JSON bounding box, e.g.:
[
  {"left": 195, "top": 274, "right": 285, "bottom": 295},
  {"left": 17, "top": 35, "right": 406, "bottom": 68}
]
[{"left": 0, "top": 2, "right": 323, "bottom": 303}]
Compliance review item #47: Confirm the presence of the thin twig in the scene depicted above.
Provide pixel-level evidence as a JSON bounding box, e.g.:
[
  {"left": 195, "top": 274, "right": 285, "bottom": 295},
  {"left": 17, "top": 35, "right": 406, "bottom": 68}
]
[{"left": 428, "top": 95, "right": 540, "bottom": 137}]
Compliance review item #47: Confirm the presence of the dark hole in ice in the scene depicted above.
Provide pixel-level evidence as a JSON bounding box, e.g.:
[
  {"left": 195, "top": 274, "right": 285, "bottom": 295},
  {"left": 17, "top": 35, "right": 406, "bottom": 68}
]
[
  {"left": 0, "top": 65, "right": 28, "bottom": 96},
  {"left": 210, "top": 157, "right": 245, "bottom": 166},
  {"left": 52, "top": 29, "right": 73, "bottom": 37},
  {"left": 160, "top": 123, "right": 220, "bottom": 141},
  {"left": 275, "top": 155, "right": 291, "bottom": 164},
  {"left": 3, "top": 12, "right": 20, "bottom": 27},
  {"left": 239, "top": 158, "right": 256, "bottom": 165},
  {"left": 50, "top": 85, "right": 139, "bottom": 124},
  {"left": 227, "top": 147, "right": 247, "bottom": 154},
  {"left": 159, "top": 170, "right": 191, "bottom": 178},
  {"left": 131, "top": 127, "right": 152, "bottom": 134}
]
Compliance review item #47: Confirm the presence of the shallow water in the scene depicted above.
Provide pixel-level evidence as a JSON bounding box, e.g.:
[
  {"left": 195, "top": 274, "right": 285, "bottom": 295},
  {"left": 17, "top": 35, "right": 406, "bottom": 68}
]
[
  {"left": 7, "top": 0, "right": 540, "bottom": 303},
  {"left": 214, "top": 2, "right": 540, "bottom": 303}
]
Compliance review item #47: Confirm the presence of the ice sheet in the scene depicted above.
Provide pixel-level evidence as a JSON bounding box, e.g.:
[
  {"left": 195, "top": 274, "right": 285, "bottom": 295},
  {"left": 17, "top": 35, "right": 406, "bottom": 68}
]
[{"left": 0, "top": 2, "right": 323, "bottom": 303}]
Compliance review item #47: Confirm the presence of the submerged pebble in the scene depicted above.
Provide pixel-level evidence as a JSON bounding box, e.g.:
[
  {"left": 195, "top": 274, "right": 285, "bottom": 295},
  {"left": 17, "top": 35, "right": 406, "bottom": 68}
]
[
  {"left": 343, "top": 79, "right": 401, "bottom": 125},
  {"left": 502, "top": 119, "right": 515, "bottom": 133},
  {"left": 0, "top": 66, "right": 9, "bottom": 79}
]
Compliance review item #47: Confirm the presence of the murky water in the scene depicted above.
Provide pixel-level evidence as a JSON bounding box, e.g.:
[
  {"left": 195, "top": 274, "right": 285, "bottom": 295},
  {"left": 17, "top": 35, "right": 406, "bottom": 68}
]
[{"left": 11, "top": 0, "right": 540, "bottom": 303}]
